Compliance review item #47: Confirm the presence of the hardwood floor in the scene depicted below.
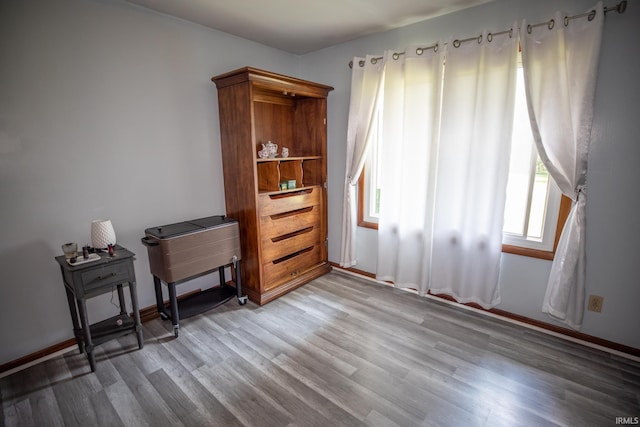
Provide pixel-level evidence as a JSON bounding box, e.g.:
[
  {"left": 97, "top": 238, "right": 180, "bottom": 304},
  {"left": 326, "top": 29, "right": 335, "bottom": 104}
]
[{"left": 2, "top": 270, "right": 639, "bottom": 426}]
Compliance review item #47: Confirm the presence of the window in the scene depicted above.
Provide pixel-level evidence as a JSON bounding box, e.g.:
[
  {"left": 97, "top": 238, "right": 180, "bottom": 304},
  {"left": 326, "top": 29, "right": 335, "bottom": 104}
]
[
  {"left": 358, "top": 63, "right": 570, "bottom": 260},
  {"left": 358, "top": 109, "right": 382, "bottom": 228},
  {"left": 501, "top": 66, "right": 566, "bottom": 257}
]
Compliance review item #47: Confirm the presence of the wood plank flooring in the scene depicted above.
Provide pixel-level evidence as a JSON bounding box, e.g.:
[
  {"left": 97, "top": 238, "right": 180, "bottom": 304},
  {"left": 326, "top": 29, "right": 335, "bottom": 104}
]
[{"left": 2, "top": 270, "right": 639, "bottom": 426}]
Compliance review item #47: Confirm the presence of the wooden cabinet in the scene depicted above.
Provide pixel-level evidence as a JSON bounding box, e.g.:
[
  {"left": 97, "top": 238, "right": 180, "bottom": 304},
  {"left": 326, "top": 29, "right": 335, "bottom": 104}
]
[{"left": 212, "top": 67, "right": 333, "bottom": 305}]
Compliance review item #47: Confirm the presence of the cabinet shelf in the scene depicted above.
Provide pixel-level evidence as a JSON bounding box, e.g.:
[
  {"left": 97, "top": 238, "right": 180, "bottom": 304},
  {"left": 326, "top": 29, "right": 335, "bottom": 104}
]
[
  {"left": 258, "top": 184, "right": 321, "bottom": 196},
  {"left": 87, "top": 314, "right": 136, "bottom": 346},
  {"left": 256, "top": 156, "right": 321, "bottom": 162},
  {"left": 257, "top": 157, "right": 323, "bottom": 193}
]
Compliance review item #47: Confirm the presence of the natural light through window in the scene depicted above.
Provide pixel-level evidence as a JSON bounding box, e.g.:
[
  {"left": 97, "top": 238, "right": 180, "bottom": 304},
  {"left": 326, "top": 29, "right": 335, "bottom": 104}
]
[
  {"left": 502, "top": 66, "right": 561, "bottom": 252},
  {"left": 359, "top": 59, "right": 563, "bottom": 256},
  {"left": 361, "top": 109, "right": 382, "bottom": 224}
]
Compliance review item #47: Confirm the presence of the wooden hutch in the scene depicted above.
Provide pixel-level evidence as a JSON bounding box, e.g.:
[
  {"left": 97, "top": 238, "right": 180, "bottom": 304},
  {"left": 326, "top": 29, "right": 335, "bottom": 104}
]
[{"left": 212, "top": 67, "right": 333, "bottom": 304}]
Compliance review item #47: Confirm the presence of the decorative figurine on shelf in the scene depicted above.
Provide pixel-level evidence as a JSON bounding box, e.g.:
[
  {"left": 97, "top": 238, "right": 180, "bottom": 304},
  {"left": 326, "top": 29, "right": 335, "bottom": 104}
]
[
  {"left": 281, "top": 147, "right": 289, "bottom": 158},
  {"left": 258, "top": 141, "right": 278, "bottom": 158}
]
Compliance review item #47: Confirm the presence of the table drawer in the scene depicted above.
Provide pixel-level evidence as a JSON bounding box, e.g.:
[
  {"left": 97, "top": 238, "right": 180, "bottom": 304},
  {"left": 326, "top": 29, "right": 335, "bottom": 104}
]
[
  {"left": 81, "top": 262, "right": 132, "bottom": 292},
  {"left": 258, "top": 187, "right": 321, "bottom": 216},
  {"left": 263, "top": 244, "right": 323, "bottom": 291}
]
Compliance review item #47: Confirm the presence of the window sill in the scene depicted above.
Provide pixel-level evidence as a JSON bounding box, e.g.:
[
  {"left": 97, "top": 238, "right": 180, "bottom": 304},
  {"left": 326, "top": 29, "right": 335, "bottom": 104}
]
[
  {"left": 356, "top": 222, "right": 555, "bottom": 261},
  {"left": 357, "top": 196, "right": 571, "bottom": 261},
  {"left": 501, "top": 244, "right": 554, "bottom": 261},
  {"left": 357, "top": 219, "right": 378, "bottom": 230}
]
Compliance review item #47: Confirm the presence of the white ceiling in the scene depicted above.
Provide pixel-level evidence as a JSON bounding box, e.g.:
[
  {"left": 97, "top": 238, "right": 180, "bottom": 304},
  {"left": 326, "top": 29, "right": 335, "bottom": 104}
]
[{"left": 126, "top": 0, "right": 495, "bottom": 54}]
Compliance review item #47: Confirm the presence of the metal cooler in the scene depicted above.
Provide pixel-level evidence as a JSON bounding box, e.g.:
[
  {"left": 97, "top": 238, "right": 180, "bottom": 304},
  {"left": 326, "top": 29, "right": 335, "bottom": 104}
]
[{"left": 141, "top": 215, "right": 247, "bottom": 336}]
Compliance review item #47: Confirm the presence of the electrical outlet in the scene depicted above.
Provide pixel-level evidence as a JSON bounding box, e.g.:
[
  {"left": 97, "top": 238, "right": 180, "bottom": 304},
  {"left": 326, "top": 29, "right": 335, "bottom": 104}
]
[{"left": 588, "top": 295, "right": 603, "bottom": 313}]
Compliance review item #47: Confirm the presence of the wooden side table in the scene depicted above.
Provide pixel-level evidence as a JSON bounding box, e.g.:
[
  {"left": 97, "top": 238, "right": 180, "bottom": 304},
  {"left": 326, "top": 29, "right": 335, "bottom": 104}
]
[{"left": 55, "top": 245, "right": 143, "bottom": 371}]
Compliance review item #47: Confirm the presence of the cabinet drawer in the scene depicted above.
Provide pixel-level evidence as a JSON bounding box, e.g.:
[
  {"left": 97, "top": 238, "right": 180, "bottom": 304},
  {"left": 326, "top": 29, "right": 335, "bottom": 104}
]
[
  {"left": 260, "top": 204, "right": 320, "bottom": 240},
  {"left": 263, "top": 244, "right": 323, "bottom": 291},
  {"left": 81, "top": 262, "right": 132, "bottom": 292},
  {"left": 258, "top": 187, "right": 321, "bottom": 216},
  {"left": 261, "top": 225, "right": 321, "bottom": 262}
]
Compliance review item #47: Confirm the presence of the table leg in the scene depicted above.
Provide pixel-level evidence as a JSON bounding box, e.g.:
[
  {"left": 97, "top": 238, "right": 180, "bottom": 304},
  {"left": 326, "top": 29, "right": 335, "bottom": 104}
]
[
  {"left": 168, "top": 282, "right": 179, "bottom": 337},
  {"left": 234, "top": 259, "right": 247, "bottom": 305},
  {"left": 153, "top": 276, "right": 165, "bottom": 317},
  {"left": 234, "top": 261, "right": 241, "bottom": 298},
  {"left": 116, "top": 284, "right": 127, "bottom": 316},
  {"left": 76, "top": 297, "right": 96, "bottom": 372},
  {"left": 129, "top": 281, "right": 144, "bottom": 349},
  {"left": 60, "top": 264, "right": 85, "bottom": 354},
  {"left": 219, "top": 267, "right": 226, "bottom": 288},
  {"left": 64, "top": 287, "right": 84, "bottom": 353}
]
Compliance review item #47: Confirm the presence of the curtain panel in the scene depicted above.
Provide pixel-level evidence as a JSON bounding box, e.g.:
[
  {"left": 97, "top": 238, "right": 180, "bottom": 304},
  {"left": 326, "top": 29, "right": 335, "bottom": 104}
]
[
  {"left": 376, "top": 46, "right": 444, "bottom": 295},
  {"left": 428, "top": 29, "right": 518, "bottom": 308},
  {"left": 521, "top": 2, "right": 604, "bottom": 329},
  {"left": 339, "top": 56, "right": 383, "bottom": 267},
  {"left": 342, "top": 2, "right": 603, "bottom": 317}
]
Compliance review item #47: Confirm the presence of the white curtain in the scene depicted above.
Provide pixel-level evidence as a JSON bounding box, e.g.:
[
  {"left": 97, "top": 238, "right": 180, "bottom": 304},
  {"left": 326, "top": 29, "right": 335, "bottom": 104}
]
[
  {"left": 521, "top": 2, "right": 604, "bottom": 329},
  {"left": 376, "top": 46, "right": 444, "bottom": 295},
  {"left": 339, "top": 56, "right": 384, "bottom": 267},
  {"left": 428, "top": 29, "right": 518, "bottom": 308}
]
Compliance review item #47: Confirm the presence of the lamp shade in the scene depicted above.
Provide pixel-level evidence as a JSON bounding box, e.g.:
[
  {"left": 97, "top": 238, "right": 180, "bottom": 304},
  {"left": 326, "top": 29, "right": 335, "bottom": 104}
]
[{"left": 91, "top": 219, "right": 116, "bottom": 249}]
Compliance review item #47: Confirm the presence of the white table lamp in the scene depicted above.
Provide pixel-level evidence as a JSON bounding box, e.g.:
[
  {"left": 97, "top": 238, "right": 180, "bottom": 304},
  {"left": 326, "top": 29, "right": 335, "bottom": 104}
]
[{"left": 91, "top": 219, "right": 116, "bottom": 249}]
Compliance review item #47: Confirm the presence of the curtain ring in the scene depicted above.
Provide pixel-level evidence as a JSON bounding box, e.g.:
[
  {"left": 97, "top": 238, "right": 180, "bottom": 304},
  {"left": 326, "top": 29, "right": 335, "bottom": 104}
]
[
  {"left": 392, "top": 52, "right": 400, "bottom": 60},
  {"left": 509, "top": 28, "right": 513, "bottom": 38},
  {"left": 434, "top": 43, "right": 439, "bottom": 52},
  {"left": 477, "top": 34, "right": 483, "bottom": 44},
  {"left": 564, "top": 15, "right": 569, "bottom": 26},
  {"left": 548, "top": 19, "right": 555, "bottom": 30},
  {"left": 416, "top": 47, "right": 423, "bottom": 55},
  {"left": 359, "top": 59, "right": 365, "bottom": 67},
  {"left": 588, "top": 10, "right": 596, "bottom": 21},
  {"left": 527, "top": 24, "right": 532, "bottom": 34},
  {"left": 453, "top": 39, "right": 461, "bottom": 48},
  {"left": 371, "top": 57, "right": 378, "bottom": 64},
  {"left": 487, "top": 33, "right": 493, "bottom": 42}
]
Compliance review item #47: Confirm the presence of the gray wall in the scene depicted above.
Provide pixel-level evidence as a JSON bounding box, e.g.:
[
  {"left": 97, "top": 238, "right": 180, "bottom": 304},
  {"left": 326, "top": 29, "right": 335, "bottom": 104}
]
[
  {"left": 300, "top": 0, "right": 640, "bottom": 350},
  {"left": 0, "top": 0, "right": 298, "bottom": 364},
  {"left": 1, "top": 0, "right": 638, "bottom": 365}
]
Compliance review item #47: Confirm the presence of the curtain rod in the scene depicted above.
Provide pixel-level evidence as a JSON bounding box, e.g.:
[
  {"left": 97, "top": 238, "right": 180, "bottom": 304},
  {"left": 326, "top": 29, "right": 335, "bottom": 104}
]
[{"left": 348, "top": 0, "right": 627, "bottom": 68}]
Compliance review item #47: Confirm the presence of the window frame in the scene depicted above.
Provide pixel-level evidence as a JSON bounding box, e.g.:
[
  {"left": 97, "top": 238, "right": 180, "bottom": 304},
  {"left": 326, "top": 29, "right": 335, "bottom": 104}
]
[
  {"left": 357, "top": 164, "right": 379, "bottom": 230},
  {"left": 502, "top": 194, "right": 571, "bottom": 260}
]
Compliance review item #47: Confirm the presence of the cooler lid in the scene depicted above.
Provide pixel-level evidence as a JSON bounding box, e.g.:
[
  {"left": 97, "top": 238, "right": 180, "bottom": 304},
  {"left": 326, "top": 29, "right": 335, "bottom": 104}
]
[
  {"left": 144, "top": 215, "right": 234, "bottom": 239},
  {"left": 189, "top": 215, "right": 233, "bottom": 229},
  {"left": 144, "top": 221, "right": 201, "bottom": 239}
]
